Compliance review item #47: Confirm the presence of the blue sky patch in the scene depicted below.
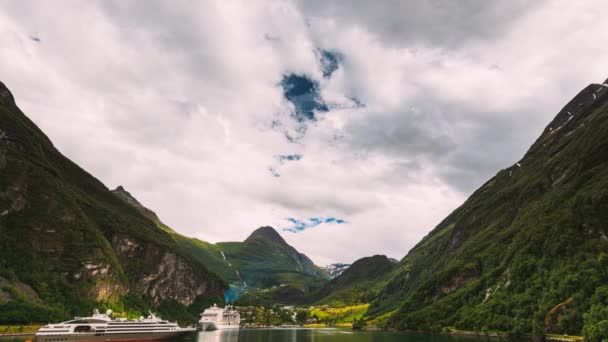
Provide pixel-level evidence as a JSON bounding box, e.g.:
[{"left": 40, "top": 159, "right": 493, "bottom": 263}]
[
  {"left": 319, "top": 50, "right": 341, "bottom": 78},
  {"left": 281, "top": 74, "right": 328, "bottom": 122},
  {"left": 283, "top": 217, "right": 347, "bottom": 233},
  {"left": 278, "top": 154, "right": 302, "bottom": 162}
]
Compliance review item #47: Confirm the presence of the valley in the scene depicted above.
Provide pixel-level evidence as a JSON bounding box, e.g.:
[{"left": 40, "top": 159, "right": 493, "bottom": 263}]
[{"left": 2, "top": 76, "right": 608, "bottom": 342}]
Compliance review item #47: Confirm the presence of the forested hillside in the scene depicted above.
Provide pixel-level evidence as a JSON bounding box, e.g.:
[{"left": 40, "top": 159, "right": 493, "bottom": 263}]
[
  {"left": 369, "top": 79, "right": 608, "bottom": 340},
  {"left": 0, "top": 81, "right": 226, "bottom": 324}
]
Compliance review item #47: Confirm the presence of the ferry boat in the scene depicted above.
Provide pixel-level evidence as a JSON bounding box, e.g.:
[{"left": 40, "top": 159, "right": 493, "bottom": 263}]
[
  {"left": 198, "top": 305, "right": 240, "bottom": 330},
  {"left": 35, "top": 309, "right": 195, "bottom": 342}
]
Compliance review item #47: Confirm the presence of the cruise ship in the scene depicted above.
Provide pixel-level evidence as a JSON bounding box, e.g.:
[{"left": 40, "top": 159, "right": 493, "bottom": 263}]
[
  {"left": 35, "top": 309, "right": 195, "bottom": 342},
  {"left": 198, "top": 305, "right": 240, "bottom": 330}
]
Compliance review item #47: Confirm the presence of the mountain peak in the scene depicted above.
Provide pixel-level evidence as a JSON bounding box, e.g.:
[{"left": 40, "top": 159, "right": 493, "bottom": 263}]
[
  {"left": 111, "top": 185, "right": 160, "bottom": 223},
  {"left": 525, "top": 79, "right": 608, "bottom": 160},
  {"left": 245, "top": 226, "right": 286, "bottom": 244},
  {"left": 0, "top": 81, "right": 15, "bottom": 106}
]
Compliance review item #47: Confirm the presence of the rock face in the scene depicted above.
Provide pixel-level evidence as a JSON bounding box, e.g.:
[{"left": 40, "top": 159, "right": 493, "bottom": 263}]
[
  {"left": 111, "top": 234, "right": 223, "bottom": 305},
  {"left": 370, "top": 78, "right": 608, "bottom": 335},
  {"left": 0, "top": 81, "right": 226, "bottom": 322}
]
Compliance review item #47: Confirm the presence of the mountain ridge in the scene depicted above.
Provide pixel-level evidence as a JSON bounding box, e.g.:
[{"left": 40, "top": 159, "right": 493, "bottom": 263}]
[
  {"left": 367, "top": 78, "right": 608, "bottom": 338},
  {"left": 107, "top": 187, "right": 330, "bottom": 295},
  {"left": 0, "top": 81, "right": 226, "bottom": 323},
  {"left": 314, "top": 255, "right": 396, "bottom": 307}
]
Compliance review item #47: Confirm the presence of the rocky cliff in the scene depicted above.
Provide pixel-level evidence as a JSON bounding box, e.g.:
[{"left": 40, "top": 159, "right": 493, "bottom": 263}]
[{"left": 0, "top": 81, "right": 225, "bottom": 323}]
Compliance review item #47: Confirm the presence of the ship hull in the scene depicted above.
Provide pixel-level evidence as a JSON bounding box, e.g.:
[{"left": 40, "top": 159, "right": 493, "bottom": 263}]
[
  {"left": 199, "top": 322, "right": 239, "bottom": 331},
  {"left": 36, "top": 330, "right": 194, "bottom": 342}
]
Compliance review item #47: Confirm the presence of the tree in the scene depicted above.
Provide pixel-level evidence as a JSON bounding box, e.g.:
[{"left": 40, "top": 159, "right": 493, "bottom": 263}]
[{"left": 295, "top": 310, "right": 309, "bottom": 325}]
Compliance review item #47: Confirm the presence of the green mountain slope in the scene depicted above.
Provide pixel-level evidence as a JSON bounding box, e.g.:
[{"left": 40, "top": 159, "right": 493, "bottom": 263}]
[
  {"left": 109, "top": 188, "right": 330, "bottom": 298},
  {"left": 313, "top": 255, "right": 396, "bottom": 307},
  {"left": 219, "top": 227, "right": 330, "bottom": 304},
  {"left": 0, "top": 81, "right": 226, "bottom": 323},
  {"left": 369, "top": 78, "right": 608, "bottom": 339},
  {"left": 110, "top": 186, "right": 240, "bottom": 284},
  {"left": 219, "top": 227, "right": 329, "bottom": 288}
]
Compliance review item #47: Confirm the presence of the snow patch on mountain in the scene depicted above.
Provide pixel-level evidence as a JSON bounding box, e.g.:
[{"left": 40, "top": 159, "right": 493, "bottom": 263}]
[{"left": 322, "top": 263, "right": 351, "bottom": 278}]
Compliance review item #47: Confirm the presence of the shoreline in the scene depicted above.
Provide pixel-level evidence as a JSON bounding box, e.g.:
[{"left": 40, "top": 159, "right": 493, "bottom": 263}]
[
  {"left": 362, "top": 327, "right": 584, "bottom": 342},
  {"left": 0, "top": 324, "right": 586, "bottom": 342},
  {"left": 0, "top": 325, "right": 41, "bottom": 338}
]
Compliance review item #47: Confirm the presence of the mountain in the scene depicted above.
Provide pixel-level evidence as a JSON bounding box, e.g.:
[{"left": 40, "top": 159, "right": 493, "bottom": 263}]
[
  {"left": 219, "top": 227, "right": 329, "bottom": 289},
  {"left": 368, "top": 78, "right": 608, "bottom": 339},
  {"left": 314, "top": 255, "right": 396, "bottom": 307},
  {"left": 110, "top": 186, "right": 160, "bottom": 223},
  {"left": 109, "top": 185, "right": 243, "bottom": 286},
  {"left": 323, "top": 263, "right": 351, "bottom": 278},
  {"left": 109, "top": 186, "right": 330, "bottom": 299},
  {"left": 107, "top": 193, "right": 328, "bottom": 292},
  {"left": 0, "top": 81, "right": 226, "bottom": 324}
]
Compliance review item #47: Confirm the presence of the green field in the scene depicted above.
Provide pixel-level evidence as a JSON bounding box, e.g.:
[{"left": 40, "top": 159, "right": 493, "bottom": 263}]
[
  {"left": 310, "top": 304, "right": 370, "bottom": 325},
  {"left": 0, "top": 325, "right": 41, "bottom": 335}
]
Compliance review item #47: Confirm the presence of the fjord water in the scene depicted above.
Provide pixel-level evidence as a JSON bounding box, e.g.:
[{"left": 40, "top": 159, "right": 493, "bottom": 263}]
[{"left": 0, "top": 329, "right": 487, "bottom": 342}]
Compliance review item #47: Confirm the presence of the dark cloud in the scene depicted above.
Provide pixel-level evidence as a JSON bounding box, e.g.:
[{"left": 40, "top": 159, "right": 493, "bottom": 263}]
[
  {"left": 343, "top": 98, "right": 543, "bottom": 193},
  {"left": 319, "top": 50, "right": 341, "bottom": 78},
  {"left": 344, "top": 105, "right": 455, "bottom": 159},
  {"left": 297, "top": 0, "right": 540, "bottom": 48},
  {"left": 278, "top": 154, "right": 302, "bottom": 162},
  {"left": 269, "top": 167, "right": 280, "bottom": 178}
]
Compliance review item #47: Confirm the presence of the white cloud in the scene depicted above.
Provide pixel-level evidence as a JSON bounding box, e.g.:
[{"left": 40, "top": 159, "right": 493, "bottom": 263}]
[{"left": 1, "top": 0, "right": 607, "bottom": 265}]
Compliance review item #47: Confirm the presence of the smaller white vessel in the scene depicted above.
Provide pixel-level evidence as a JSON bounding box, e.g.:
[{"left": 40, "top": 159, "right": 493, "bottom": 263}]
[{"left": 198, "top": 304, "right": 240, "bottom": 330}]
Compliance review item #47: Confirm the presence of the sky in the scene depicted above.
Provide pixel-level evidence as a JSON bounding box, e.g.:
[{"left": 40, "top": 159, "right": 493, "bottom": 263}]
[{"left": 1, "top": 0, "right": 608, "bottom": 265}]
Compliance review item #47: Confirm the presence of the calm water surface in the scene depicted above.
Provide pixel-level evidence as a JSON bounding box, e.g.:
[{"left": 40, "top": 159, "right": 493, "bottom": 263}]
[{"left": 0, "top": 328, "right": 490, "bottom": 342}]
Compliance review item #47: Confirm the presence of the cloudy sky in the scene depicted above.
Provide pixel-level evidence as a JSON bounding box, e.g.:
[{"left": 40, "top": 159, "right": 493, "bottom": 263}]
[{"left": 1, "top": 0, "right": 607, "bottom": 265}]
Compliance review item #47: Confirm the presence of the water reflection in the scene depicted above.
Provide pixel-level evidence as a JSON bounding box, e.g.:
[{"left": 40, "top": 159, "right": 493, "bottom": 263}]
[
  {"left": 197, "top": 329, "right": 239, "bottom": 342},
  {"left": 1, "top": 328, "right": 488, "bottom": 342},
  {"left": 196, "top": 328, "right": 490, "bottom": 342}
]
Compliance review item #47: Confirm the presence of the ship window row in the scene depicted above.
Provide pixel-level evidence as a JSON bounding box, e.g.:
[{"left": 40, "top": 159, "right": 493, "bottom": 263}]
[
  {"left": 64, "top": 320, "right": 108, "bottom": 324},
  {"left": 46, "top": 338, "right": 68, "bottom": 341},
  {"left": 103, "top": 329, "right": 177, "bottom": 332},
  {"left": 106, "top": 325, "right": 176, "bottom": 328},
  {"left": 108, "top": 322, "right": 170, "bottom": 325},
  {"left": 101, "top": 325, "right": 177, "bottom": 330}
]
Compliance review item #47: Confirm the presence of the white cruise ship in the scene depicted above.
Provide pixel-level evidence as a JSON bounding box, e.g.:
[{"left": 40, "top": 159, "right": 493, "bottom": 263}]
[
  {"left": 198, "top": 305, "right": 240, "bottom": 330},
  {"left": 35, "top": 309, "right": 195, "bottom": 342}
]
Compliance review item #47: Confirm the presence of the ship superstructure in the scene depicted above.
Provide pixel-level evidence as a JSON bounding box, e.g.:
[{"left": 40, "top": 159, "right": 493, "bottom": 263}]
[{"left": 198, "top": 305, "right": 240, "bottom": 330}]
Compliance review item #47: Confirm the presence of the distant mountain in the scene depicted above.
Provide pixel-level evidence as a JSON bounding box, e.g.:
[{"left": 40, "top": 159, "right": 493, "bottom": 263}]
[
  {"left": 218, "top": 226, "right": 329, "bottom": 292},
  {"left": 109, "top": 188, "right": 331, "bottom": 301},
  {"left": 0, "top": 81, "right": 225, "bottom": 324},
  {"left": 313, "top": 255, "right": 396, "bottom": 307},
  {"left": 369, "top": 78, "right": 608, "bottom": 339},
  {"left": 322, "top": 263, "right": 351, "bottom": 278}
]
